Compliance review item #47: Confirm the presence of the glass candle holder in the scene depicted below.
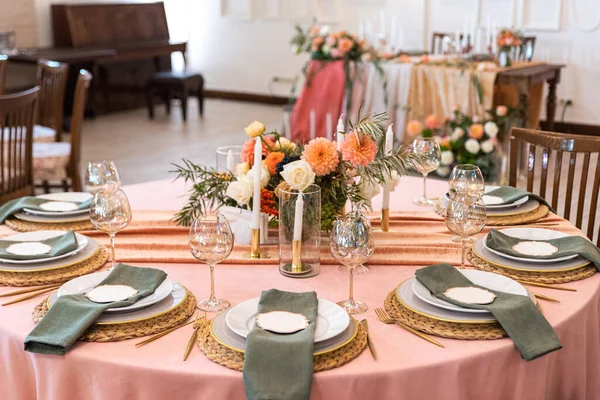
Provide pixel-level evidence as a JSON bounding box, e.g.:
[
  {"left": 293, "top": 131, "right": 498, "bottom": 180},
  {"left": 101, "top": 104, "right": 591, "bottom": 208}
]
[
  {"left": 278, "top": 184, "right": 321, "bottom": 278},
  {"left": 216, "top": 145, "right": 243, "bottom": 173}
]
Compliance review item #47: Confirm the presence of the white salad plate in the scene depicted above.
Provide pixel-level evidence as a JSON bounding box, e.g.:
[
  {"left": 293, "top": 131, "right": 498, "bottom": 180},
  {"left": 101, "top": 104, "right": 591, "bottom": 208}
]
[
  {"left": 483, "top": 228, "right": 577, "bottom": 263},
  {"left": 57, "top": 271, "right": 174, "bottom": 313},
  {"left": 412, "top": 269, "right": 528, "bottom": 314},
  {"left": 444, "top": 185, "right": 528, "bottom": 210},
  {"left": 0, "top": 230, "right": 88, "bottom": 264},
  {"left": 15, "top": 211, "right": 90, "bottom": 223},
  {"left": 225, "top": 297, "right": 350, "bottom": 343},
  {"left": 23, "top": 192, "right": 93, "bottom": 217}
]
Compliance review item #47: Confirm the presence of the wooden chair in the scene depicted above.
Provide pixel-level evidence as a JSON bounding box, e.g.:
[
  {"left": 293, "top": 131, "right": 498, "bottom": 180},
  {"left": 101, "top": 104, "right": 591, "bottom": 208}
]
[
  {"left": 33, "top": 70, "right": 92, "bottom": 192},
  {"left": 147, "top": 71, "right": 204, "bottom": 122},
  {"left": 504, "top": 36, "right": 536, "bottom": 62},
  {"left": 431, "top": 32, "right": 468, "bottom": 54},
  {"left": 34, "top": 60, "right": 69, "bottom": 143},
  {"left": 0, "top": 87, "right": 39, "bottom": 205},
  {"left": 0, "top": 55, "right": 7, "bottom": 95},
  {"left": 509, "top": 128, "right": 600, "bottom": 245}
]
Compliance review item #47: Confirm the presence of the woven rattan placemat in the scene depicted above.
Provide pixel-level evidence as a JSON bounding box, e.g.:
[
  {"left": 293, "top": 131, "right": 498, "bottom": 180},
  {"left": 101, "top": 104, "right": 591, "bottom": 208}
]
[
  {"left": 487, "top": 205, "right": 549, "bottom": 226},
  {"left": 32, "top": 289, "right": 196, "bottom": 342},
  {"left": 0, "top": 246, "right": 109, "bottom": 287},
  {"left": 197, "top": 318, "right": 367, "bottom": 372},
  {"left": 468, "top": 249, "right": 596, "bottom": 284},
  {"left": 5, "top": 218, "right": 95, "bottom": 232}
]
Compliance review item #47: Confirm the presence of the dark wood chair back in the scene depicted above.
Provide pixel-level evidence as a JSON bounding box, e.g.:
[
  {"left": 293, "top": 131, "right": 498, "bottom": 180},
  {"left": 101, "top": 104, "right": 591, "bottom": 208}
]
[
  {"left": 37, "top": 59, "right": 68, "bottom": 141},
  {"left": 68, "top": 69, "right": 92, "bottom": 191},
  {"left": 0, "top": 55, "right": 7, "bottom": 95},
  {"left": 505, "top": 36, "right": 536, "bottom": 62},
  {"left": 0, "top": 87, "right": 39, "bottom": 204},
  {"left": 431, "top": 32, "right": 468, "bottom": 54},
  {"left": 509, "top": 128, "right": 600, "bottom": 245}
]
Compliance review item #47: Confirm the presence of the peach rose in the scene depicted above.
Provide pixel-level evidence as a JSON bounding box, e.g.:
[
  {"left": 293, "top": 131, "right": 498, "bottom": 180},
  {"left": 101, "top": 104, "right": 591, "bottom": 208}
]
[
  {"left": 310, "top": 26, "right": 320, "bottom": 35},
  {"left": 439, "top": 137, "right": 451, "bottom": 147},
  {"left": 399, "top": 54, "right": 411, "bottom": 64},
  {"left": 496, "top": 105, "right": 508, "bottom": 116},
  {"left": 338, "top": 38, "right": 353, "bottom": 53},
  {"left": 425, "top": 115, "right": 439, "bottom": 130},
  {"left": 469, "top": 124, "right": 484, "bottom": 139},
  {"left": 406, "top": 120, "right": 423, "bottom": 136}
]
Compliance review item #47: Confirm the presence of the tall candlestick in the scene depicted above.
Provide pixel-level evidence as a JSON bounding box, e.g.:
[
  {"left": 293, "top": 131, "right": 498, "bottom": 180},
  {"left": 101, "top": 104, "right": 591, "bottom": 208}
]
[
  {"left": 336, "top": 116, "right": 344, "bottom": 150},
  {"left": 379, "top": 9, "right": 385, "bottom": 39},
  {"left": 382, "top": 124, "right": 393, "bottom": 211},
  {"left": 226, "top": 150, "right": 235, "bottom": 172},
  {"left": 252, "top": 137, "right": 261, "bottom": 230},
  {"left": 491, "top": 20, "right": 497, "bottom": 54},
  {"left": 283, "top": 112, "right": 291, "bottom": 138},
  {"left": 389, "top": 14, "right": 396, "bottom": 52},
  {"left": 326, "top": 112, "right": 332, "bottom": 141},
  {"left": 486, "top": 14, "right": 491, "bottom": 50},
  {"left": 455, "top": 30, "right": 461, "bottom": 54},
  {"left": 293, "top": 192, "right": 304, "bottom": 240},
  {"left": 397, "top": 27, "right": 404, "bottom": 50},
  {"left": 309, "top": 110, "right": 316, "bottom": 140},
  {"left": 463, "top": 14, "right": 470, "bottom": 52}
]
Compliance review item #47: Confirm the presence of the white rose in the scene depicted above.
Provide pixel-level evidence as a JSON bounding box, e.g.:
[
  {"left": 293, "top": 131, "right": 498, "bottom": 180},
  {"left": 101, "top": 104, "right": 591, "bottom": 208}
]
[
  {"left": 280, "top": 160, "right": 315, "bottom": 191},
  {"left": 436, "top": 166, "right": 450, "bottom": 177},
  {"left": 322, "top": 44, "right": 331, "bottom": 55},
  {"left": 465, "top": 138, "right": 481, "bottom": 154},
  {"left": 319, "top": 25, "right": 330, "bottom": 36},
  {"left": 383, "top": 171, "right": 401, "bottom": 191},
  {"left": 226, "top": 176, "right": 253, "bottom": 206},
  {"left": 358, "top": 178, "right": 380, "bottom": 210},
  {"left": 441, "top": 150, "right": 454, "bottom": 166},
  {"left": 246, "top": 164, "right": 270, "bottom": 188},
  {"left": 275, "top": 137, "right": 297, "bottom": 151},
  {"left": 484, "top": 121, "right": 499, "bottom": 138},
  {"left": 481, "top": 139, "right": 495, "bottom": 154},
  {"left": 451, "top": 127, "right": 464, "bottom": 141}
]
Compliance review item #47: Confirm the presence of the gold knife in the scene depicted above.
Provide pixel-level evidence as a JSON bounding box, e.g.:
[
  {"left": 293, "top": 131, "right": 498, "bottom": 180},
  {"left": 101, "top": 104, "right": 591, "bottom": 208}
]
[
  {"left": 360, "top": 319, "right": 377, "bottom": 360},
  {"left": 183, "top": 312, "right": 205, "bottom": 361}
]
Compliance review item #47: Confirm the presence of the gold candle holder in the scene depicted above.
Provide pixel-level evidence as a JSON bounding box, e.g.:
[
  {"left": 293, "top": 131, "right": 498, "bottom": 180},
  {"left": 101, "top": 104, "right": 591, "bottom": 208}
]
[
  {"left": 243, "top": 228, "right": 270, "bottom": 259},
  {"left": 281, "top": 239, "right": 312, "bottom": 275},
  {"left": 381, "top": 208, "right": 390, "bottom": 232}
]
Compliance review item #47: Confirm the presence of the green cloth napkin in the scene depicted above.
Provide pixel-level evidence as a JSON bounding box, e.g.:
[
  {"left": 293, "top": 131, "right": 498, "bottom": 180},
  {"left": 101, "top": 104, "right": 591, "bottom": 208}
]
[
  {"left": 243, "top": 289, "right": 318, "bottom": 400},
  {"left": 0, "top": 196, "right": 92, "bottom": 223},
  {"left": 24, "top": 264, "right": 167, "bottom": 355},
  {"left": 415, "top": 264, "right": 562, "bottom": 361},
  {"left": 485, "top": 186, "right": 556, "bottom": 213},
  {"left": 486, "top": 229, "right": 600, "bottom": 269},
  {"left": 0, "top": 231, "right": 78, "bottom": 260}
]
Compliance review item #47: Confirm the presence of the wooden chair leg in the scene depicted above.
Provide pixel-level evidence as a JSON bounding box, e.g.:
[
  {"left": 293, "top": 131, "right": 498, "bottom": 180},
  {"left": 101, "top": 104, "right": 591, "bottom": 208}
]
[
  {"left": 147, "top": 85, "right": 155, "bottom": 120},
  {"left": 42, "top": 180, "right": 50, "bottom": 194},
  {"left": 181, "top": 89, "right": 188, "bottom": 122},
  {"left": 62, "top": 179, "right": 70, "bottom": 192},
  {"left": 198, "top": 91, "right": 204, "bottom": 117},
  {"left": 164, "top": 91, "right": 171, "bottom": 115}
]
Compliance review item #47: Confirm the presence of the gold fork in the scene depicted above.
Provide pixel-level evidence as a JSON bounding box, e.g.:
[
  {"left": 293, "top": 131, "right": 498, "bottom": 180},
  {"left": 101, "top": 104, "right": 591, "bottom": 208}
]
[
  {"left": 183, "top": 312, "right": 206, "bottom": 361},
  {"left": 374, "top": 307, "right": 445, "bottom": 348}
]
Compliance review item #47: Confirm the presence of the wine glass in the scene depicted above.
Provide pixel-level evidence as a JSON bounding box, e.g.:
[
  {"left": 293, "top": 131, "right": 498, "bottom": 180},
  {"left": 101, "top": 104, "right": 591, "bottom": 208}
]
[
  {"left": 330, "top": 211, "right": 375, "bottom": 314},
  {"left": 189, "top": 213, "right": 233, "bottom": 312},
  {"left": 86, "top": 160, "right": 121, "bottom": 193},
  {"left": 445, "top": 198, "right": 487, "bottom": 269},
  {"left": 90, "top": 189, "right": 132, "bottom": 269},
  {"left": 411, "top": 137, "right": 441, "bottom": 206},
  {"left": 449, "top": 164, "right": 485, "bottom": 200},
  {"left": 339, "top": 203, "right": 370, "bottom": 275}
]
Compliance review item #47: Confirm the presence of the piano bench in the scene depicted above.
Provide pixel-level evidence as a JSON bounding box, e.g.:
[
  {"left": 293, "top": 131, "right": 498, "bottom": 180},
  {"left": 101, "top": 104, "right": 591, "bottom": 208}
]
[{"left": 147, "top": 71, "right": 204, "bottom": 122}]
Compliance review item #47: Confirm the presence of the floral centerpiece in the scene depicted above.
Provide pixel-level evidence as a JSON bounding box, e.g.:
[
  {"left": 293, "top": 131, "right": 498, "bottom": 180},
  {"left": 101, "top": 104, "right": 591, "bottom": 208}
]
[
  {"left": 291, "top": 24, "right": 366, "bottom": 62},
  {"left": 172, "top": 112, "right": 415, "bottom": 230},
  {"left": 496, "top": 28, "right": 523, "bottom": 67}
]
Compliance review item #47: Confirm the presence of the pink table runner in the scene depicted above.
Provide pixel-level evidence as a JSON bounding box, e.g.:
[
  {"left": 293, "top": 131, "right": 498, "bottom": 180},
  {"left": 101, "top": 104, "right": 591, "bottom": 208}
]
[{"left": 1, "top": 177, "right": 599, "bottom": 400}]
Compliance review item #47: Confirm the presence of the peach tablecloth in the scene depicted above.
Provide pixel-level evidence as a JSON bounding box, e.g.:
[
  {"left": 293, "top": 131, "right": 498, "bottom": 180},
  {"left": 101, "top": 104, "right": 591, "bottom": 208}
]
[{"left": 1, "top": 177, "right": 599, "bottom": 400}]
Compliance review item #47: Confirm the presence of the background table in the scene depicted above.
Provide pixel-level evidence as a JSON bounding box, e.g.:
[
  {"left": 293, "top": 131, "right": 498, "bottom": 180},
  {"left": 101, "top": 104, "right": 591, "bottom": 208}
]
[{"left": 1, "top": 176, "right": 599, "bottom": 400}]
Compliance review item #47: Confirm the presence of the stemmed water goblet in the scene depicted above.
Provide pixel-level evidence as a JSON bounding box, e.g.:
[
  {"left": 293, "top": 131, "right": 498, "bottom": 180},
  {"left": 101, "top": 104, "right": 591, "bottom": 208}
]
[
  {"left": 189, "top": 213, "right": 234, "bottom": 312},
  {"left": 330, "top": 211, "right": 375, "bottom": 314},
  {"left": 411, "top": 137, "right": 441, "bottom": 206},
  {"left": 90, "top": 189, "right": 132, "bottom": 270},
  {"left": 86, "top": 160, "right": 121, "bottom": 193},
  {"left": 448, "top": 164, "right": 485, "bottom": 242},
  {"left": 445, "top": 197, "right": 487, "bottom": 269}
]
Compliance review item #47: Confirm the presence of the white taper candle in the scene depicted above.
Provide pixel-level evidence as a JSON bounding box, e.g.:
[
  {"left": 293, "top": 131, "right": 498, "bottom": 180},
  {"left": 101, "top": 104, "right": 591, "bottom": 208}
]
[
  {"left": 326, "top": 112, "right": 332, "bottom": 141},
  {"left": 226, "top": 150, "right": 235, "bottom": 172},
  {"left": 336, "top": 116, "right": 344, "bottom": 150},
  {"left": 309, "top": 110, "right": 316, "bottom": 140},
  {"left": 252, "top": 137, "right": 261, "bottom": 229},
  {"left": 293, "top": 192, "right": 304, "bottom": 241},
  {"left": 382, "top": 124, "right": 394, "bottom": 210}
]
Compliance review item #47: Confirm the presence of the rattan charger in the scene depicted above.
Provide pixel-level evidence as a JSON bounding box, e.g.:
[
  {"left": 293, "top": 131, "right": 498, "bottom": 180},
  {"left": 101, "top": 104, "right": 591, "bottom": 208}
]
[
  {"left": 32, "top": 289, "right": 197, "bottom": 342},
  {"left": 487, "top": 205, "right": 549, "bottom": 226},
  {"left": 197, "top": 318, "right": 367, "bottom": 372},
  {"left": 0, "top": 246, "right": 109, "bottom": 287},
  {"left": 5, "top": 218, "right": 95, "bottom": 232}
]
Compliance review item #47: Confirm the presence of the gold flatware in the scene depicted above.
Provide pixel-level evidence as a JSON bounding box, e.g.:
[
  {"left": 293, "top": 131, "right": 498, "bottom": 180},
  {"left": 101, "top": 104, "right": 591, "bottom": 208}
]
[
  {"left": 374, "top": 307, "right": 445, "bottom": 348},
  {"left": 183, "top": 312, "right": 206, "bottom": 361},
  {"left": 0, "top": 284, "right": 60, "bottom": 298},
  {"left": 360, "top": 319, "right": 376, "bottom": 360},
  {"left": 135, "top": 320, "right": 195, "bottom": 347},
  {"left": 532, "top": 292, "right": 560, "bottom": 303},
  {"left": 517, "top": 280, "right": 576, "bottom": 292},
  {"left": 1, "top": 287, "right": 58, "bottom": 306}
]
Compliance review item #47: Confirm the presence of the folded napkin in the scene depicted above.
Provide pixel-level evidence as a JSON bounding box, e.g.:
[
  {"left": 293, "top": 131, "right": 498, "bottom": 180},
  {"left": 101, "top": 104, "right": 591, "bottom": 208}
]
[
  {"left": 415, "top": 264, "right": 562, "bottom": 361},
  {"left": 24, "top": 264, "right": 167, "bottom": 355},
  {"left": 485, "top": 186, "right": 556, "bottom": 213},
  {"left": 486, "top": 229, "right": 600, "bottom": 269},
  {"left": 0, "top": 231, "right": 78, "bottom": 260},
  {"left": 243, "top": 289, "right": 318, "bottom": 400},
  {"left": 0, "top": 196, "right": 92, "bottom": 223}
]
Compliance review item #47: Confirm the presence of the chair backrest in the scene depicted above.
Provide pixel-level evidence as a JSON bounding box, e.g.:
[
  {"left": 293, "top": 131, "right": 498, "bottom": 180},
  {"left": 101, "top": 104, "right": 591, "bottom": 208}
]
[
  {"left": 0, "top": 55, "right": 7, "bottom": 95},
  {"left": 431, "top": 32, "right": 468, "bottom": 54},
  {"left": 37, "top": 59, "right": 68, "bottom": 141},
  {"left": 68, "top": 69, "right": 92, "bottom": 176},
  {"left": 509, "top": 128, "right": 600, "bottom": 245},
  {"left": 506, "top": 36, "right": 536, "bottom": 62},
  {"left": 0, "top": 87, "right": 39, "bottom": 204}
]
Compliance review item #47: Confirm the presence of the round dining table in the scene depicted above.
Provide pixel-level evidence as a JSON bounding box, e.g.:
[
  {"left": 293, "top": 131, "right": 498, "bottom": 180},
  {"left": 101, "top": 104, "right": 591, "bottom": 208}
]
[{"left": 1, "top": 176, "right": 599, "bottom": 400}]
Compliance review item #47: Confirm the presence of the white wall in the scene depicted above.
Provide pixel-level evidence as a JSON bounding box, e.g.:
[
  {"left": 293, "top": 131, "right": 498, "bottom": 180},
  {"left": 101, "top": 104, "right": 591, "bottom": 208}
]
[{"left": 29, "top": 0, "right": 600, "bottom": 125}]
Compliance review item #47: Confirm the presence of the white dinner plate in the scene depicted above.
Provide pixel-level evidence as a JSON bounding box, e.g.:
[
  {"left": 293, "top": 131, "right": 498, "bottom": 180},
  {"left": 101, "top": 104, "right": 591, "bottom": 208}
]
[
  {"left": 0, "top": 237, "right": 99, "bottom": 272},
  {"left": 0, "top": 230, "right": 88, "bottom": 264},
  {"left": 213, "top": 308, "right": 358, "bottom": 355},
  {"left": 14, "top": 212, "right": 90, "bottom": 223},
  {"left": 473, "top": 237, "right": 590, "bottom": 272},
  {"left": 23, "top": 192, "right": 93, "bottom": 217},
  {"left": 226, "top": 297, "right": 350, "bottom": 343},
  {"left": 398, "top": 278, "right": 536, "bottom": 324},
  {"left": 444, "top": 185, "right": 528, "bottom": 210},
  {"left": 57, "top": 271, "right": 174, "bottom": 313},
  {"left": 412, "top": 269, "right": 527, "bottom": 314},
  {"left": 483, "top": 228, "right": 577, "bottom": 263},
  {"left": 440, "top": 195, "right": 539, "bottom": 217},
  {"left": 49, "top": 282, "right": 185, "bottom": 324}
]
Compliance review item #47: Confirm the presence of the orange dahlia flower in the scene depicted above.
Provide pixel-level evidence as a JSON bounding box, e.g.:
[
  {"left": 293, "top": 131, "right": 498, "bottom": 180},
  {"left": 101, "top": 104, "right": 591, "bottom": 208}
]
[
  {"left": 264, "top": 152, "right": 285, "bottom": 175},
  {"left": 301, "top": 138, "right": 339, "bottom": 176},
  {"left": 341, "top": 133, "right": 378, "bottom": 167}
]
